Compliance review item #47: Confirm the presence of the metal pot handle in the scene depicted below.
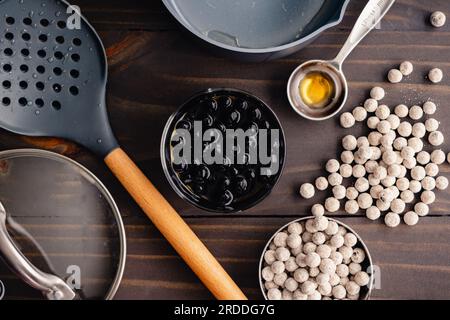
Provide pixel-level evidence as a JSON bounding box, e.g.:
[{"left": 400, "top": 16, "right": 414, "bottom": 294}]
[{"left": 0, "top": 202, "right": 76, "bottom": 300}]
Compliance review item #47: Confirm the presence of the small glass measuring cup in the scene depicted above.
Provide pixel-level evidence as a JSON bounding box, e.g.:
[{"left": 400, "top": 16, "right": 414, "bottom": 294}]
[{"left": 288, "top": 0, "right": 396, "bottom": 121}]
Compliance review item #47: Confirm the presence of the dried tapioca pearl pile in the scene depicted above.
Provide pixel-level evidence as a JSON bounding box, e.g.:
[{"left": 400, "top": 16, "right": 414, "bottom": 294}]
[
  {"left": 300, "top": 85, "right": 450, "bottom": 227},
  {"left": 261, "top": 216, "right": 371, "bottom": 300}
]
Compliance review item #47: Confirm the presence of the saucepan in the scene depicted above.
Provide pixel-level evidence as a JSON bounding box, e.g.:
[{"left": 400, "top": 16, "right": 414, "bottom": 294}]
[{"left": 162, "top": 0, "right": 350, "bottom": 61}]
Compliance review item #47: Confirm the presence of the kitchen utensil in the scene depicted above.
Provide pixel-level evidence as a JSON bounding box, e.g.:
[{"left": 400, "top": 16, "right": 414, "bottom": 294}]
[
  {"left": 0, "top": 149, "right": 125, "bottom": 300},
  {"left": 161, "top": 88, "right": 286, "bottom": 213},
  {"left": 0, "top": 0, "right": 245, "bottom": 300},
  {"left": 162, "top": 0, "right": 350, "bottom": 62},
  {"left": 287, "top": 0, "right": 396, "bottom": 121},
  {"left": 259, "top": 217, "right": 375, "bottom": 300}
]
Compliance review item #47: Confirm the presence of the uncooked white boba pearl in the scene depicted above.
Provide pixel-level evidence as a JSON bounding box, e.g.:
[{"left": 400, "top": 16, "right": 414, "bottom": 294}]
[
  {"left": 273, "top": 272, "right": 286, "bottom": 285},
  {"left": 377, "top": 120, "right": 391, "bottom": 134},
  {"left": 340, "top": 164, "right": 353, "bottom": 178},
  {"left": 313, "top": 217, "right": 329, "bottom": 232},
  {"left": 415, "top": 202, "right": 429, "bottom": 217},
  {"left": 409, "top": 180, "right": 423, "bottom": 194},
  {"left": 388, "top": 164, "right": 402, "bottom": 178},
  {"left": 366, "top": 206, "right": 381, "bottom": 220},
  {"left": 276, "top": 247, "right": 291, "bottom": 262},
  {"left": 396, "top": 177, "right": 410, "bottom": 191},
  {"left": 293, "top": 290, "right": 308, "bottom": 300},
  {"left": 436, "top": 176, "right": 449, "bottom": 191},
  {"left": 358, "top": 193, "right": 373, "bottom": 210},
  {"left": 395, "top": 104, "right": 409, "bottom": 118},
  {"left": 404, "top": 211, "right": 419, "bottom": 226},
  {"left": 373, "top": 166, "right": 388, "bottom": 180},
  {"left": 345, "top": 200, "right": 359, "bottom": 215},
  {"left": 353, "top": 107, "right": 368, "bottom": 122},
  {"left": 421, "top": 190, "right": 436, "bottom": 205},
  {"left": 390, "top": 198, "right": 406, "bottom": 214},
  {"left": 305, "top": 220, "right": 318, "bottom": 234},
  {"left": 388, "top": 69, "right": 403, "bottom": 83},
  {"left": 411, "top": 166, "right": 426, "bottom": 181},
  {"left": 323, "top": 222, "right": 338, "bottom": 238},
  {"left": 271, "top": 261, "right": 286, "bottom": 275},
  {"left": 364, "top": 99, "right": 378, "bottom": 112},
  {"left": 425, "top": 118, "right": 440, "bottom": 132},
  {"left": 412, "top": 123, "right": 426, "bottom": 138},
  {"left": 342, "top": 135, "right": 358, "bottom": 151},
  {"left": 357, "top": 137, "right": 370, "bottom": 148},
  {"left": 353, "top": 165, "right": 366, "bottom": 178},
  {"left": 431, "top": 150, "right": 446, "bottom": 165},
  {"left": 422, "top": 176, "right": 436, "bottom": 191},
  {"left": 333, "top": 185, "right": 347, "bottom": 200},
  {"left": 408, "top": 137, "right": 423, "bottom": 153},
  {"left": 274, "top": 232, "right": 288, "bottom": 247},
  {"left": 387, "top": 115, "right": 400, "bottom": 130},
  {"left": 329, "top": 173, "right": 343, "bottom": 187},
  {"left": 326, "top": 159, "right": 340, "bottom": 173},
  {"left": 430, "top": 11, "right": 446, "bottom": 27},
  {"left": 267, "top": 288, "right": 282, "bottom": 300},
  {"left": 355, "top": 177, "right": 370, "bottom": 193},
  {"left": 288, "top": 222, "right": 303, "bottom": 235},
  {"left": 382, "top": 150, "right": 397, "bottom": 166},
  {"left": 264, "top": 250, "right": 277, "bottom": 265},
  {"left": 311, "top": 204, "right": 325, "bottom": 218},
  {"left": 385, "top": 212, "right": 401, "bottom": 228},
  {"left": 393, "top": 137, "right": 407, "bottom": 151},
  {"left": 341, "top": 112, "right": 356, "bottom": 128},
  {"left": 371, "top": 147, "right": 382, "bottom": 161},
  {"left": 370, "top": 87, "right": 385, "bottom": 101},
  {"left": 397, "top": 122, "right": 412, "bottom": 137},
  {"left": 301, "top": 280, "right": 317, "bottom": 295},
  {"left": 367, "top": 132, "right": 383, "bottom": 147},
  {"left": 346, "top": 187, "right": 359, "bottom": 201},
  {"left": 428, "top": 68, "right": 443, "bottom": 84},
  {"left": 401, "top": 146, "right": 415, "bottom": 159},
  {"left": 325, "top": 197, "right": 340, "bottom": 213},
  {"left": 300, "top": 183, "right": 315, "bottom": 199},
  {"left": 262, "top": 266, "right": 275, "bottom": 281},
  {"left": 341, "top": 151, "right": 354, "bottom": 164},
  {"left": 375, "top": 105, "right": 390, "bottom": 120},
  {"left": 401, "top": 190, "right": 415, "bottom": 204},
  {"left": 409, "top": 105, "right": 423, "bottom": 120},
  {"left": 377, "top": 199, "right": 390, "bottom": 212},
  {"left": 305, "top": 252, "right": 321, "bottom": 268},
  {"left": 370, "top": 185, "right": 383, "bottom": 199},
  {"left": 429, "top": 131, "right": 444, "bottom": 146},
  {"left": 413, "top": 149, "right": 427, "bottom": 164},
  {"left": 315, "top": 177, "right": 329, "bottom": 191},
  {"left": 423, "top": 101, "right": 437, "bottom": 115},
  {"left": 400, "top": 61, "right": 414, "bottom": 76},
  {"left": 403, "top": 157, "right": 417, "bottom": 170},
  {"left": 367, "top": 116, "right": 381, "bottom": 130},
  {"left": 365, "top": 160, "right": 378, "bottom": 174},
  {"left": 344, "top": 233, "right": 358, "bottom": 248},
  {"left": 284, "top": 278, "right": 299, "bottom": 292}
]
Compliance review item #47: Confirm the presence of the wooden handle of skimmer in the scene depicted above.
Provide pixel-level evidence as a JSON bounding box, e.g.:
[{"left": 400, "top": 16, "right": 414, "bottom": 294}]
[{"left": 105, "top": 148, "right": 247, "bottom": 300}]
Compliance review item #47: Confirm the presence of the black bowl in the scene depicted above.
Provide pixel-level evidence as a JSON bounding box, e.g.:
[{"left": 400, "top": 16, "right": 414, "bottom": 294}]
[{"left": 161, "top": 88, "right": 286, "bottom": 213}]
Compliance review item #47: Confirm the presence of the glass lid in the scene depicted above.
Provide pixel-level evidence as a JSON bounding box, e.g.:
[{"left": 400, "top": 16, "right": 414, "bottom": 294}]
[{"left": 0, "top": 149, "right": 126, "bottom": 300}]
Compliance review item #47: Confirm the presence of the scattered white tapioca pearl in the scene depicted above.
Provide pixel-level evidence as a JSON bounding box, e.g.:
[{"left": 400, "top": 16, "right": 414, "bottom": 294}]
[
  {"left": 404, "top": 211, "right": 419, "bottom": 226},
  {"left": 370, "top": 87, "right": 385, "bottom": 101},
  {"left": 315, "top": 177, "right": 329, "bottom": 191},
  {"left": 385, "top": 212, "right": 401, "bottom": 228},
  {"left": 364, "top": 99, "right": 378, "bottom": 112},
  {"left": 395, "top": 104, "right": 409, "bottom": 118},
  {"left": 430, "top": 11, "right": 446, "bottom": 28},
  {"left": 428, "top": 68, "right": 443, "bottom": 84},
  {"left": 436, "top": 176, "right": 449, "bottom": 191},
  {"left": 388, "top": 69, "right": 403, "bottom": 83},
  {"left": 353, "top": 107, "right": 368, "bottom": 122},
  {"left": 300, "top": 183, "right": 315, "bottom": 199},
  {"left": 340, "top": 112, "right": 356, "bottom": 128},
  {"left": 423, "top": 101, "right": 437, "bottom": 115},
  {"left": 375, "top": 105, "right": 390, "bottom": 120},
  {"left": 409, "top": 105, "right": 424, "bottom": 121},
  {"left": 429, "top": 131, "right": 444, "bottom": 146},
  {"left": 399, "top": 61, "right": 414, "bottom": 76}
]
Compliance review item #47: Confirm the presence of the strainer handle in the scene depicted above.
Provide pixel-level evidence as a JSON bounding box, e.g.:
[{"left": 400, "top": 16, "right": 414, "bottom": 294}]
[
  {"left": 0, "top": 202, "right": 76, "bottom": 300},
  {"left": 105, "top": 148, "right": 247, "bottom": 300}
]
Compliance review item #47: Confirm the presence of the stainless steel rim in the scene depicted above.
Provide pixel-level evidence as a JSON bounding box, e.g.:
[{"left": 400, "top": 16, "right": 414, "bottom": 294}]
[
  {"left": 259, "top": 216, "right": 374, "bottom": 300},
  {"left": 0, "top": 148, "right": 127, "bottom": 300}
]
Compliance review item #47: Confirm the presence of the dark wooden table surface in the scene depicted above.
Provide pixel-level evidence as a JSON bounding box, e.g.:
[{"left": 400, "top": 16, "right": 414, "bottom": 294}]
[{"left": 1, "top": 0, "right": 450, "bottom": 300}]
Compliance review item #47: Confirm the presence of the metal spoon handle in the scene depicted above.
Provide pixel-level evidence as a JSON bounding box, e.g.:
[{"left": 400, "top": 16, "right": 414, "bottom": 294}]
[{"left": 332, "top": 0, "right": 396, "bottom": 68}]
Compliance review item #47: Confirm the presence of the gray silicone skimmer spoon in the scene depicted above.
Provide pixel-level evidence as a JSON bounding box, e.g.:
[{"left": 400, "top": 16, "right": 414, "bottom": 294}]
[
  {"left": 0, "top": 0, "right": 245, "bottom": 300},
  {"left": 287, "top": 0, "right": 396, "bottom": 121}
]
